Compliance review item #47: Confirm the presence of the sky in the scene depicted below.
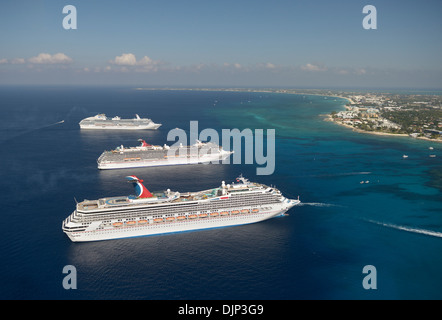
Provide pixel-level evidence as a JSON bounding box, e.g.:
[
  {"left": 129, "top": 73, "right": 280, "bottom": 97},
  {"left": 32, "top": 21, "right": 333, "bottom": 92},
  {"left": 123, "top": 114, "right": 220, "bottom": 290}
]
[{"left": 0, "top": 0, "right": 441, "bottom": 88}]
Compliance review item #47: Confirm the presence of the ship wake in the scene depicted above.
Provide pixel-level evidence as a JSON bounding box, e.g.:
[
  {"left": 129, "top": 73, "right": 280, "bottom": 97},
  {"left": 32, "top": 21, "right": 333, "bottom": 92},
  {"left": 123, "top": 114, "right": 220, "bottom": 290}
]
[
  {"left": 1, "top": 120, "right": 64, "bottom": 144},
  {"left": 297, "top": 202, "right": 343, "bottom": 208},
  {"left": 366, "top": 219, "right": 442, "bottom": 239}
]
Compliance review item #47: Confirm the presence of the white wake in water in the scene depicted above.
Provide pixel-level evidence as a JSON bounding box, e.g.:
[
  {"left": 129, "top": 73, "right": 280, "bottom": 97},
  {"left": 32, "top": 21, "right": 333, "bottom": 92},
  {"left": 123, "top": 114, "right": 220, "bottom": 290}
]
[
  {"left": 298, "top": 202, "right": 342, "bottom": 208},
  {"left": 0, "top": 120, "right": 64, "bottom": 144},
  {"left": 307, "top": 172, "right": 372, "bottom": 178},
  {"left": 366, "top": 219, "right": 442, "bottom": 239}
]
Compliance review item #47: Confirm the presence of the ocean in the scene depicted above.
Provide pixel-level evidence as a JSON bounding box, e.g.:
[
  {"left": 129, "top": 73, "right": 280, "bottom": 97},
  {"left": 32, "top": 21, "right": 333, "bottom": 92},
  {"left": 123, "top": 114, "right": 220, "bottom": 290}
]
[{"left": 0, "top": 86, "right": 441, "bottom": 300}]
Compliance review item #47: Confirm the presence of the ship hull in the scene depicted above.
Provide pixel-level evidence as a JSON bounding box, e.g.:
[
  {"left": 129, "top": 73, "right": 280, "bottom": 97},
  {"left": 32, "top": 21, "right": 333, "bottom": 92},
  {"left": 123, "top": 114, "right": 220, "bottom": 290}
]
[
  {"left": 63, "top": 207, "right": 290, "bottom": 242},
  {"left": 80, "top": 123, "right": 161, "bottom": 130},
  {"left": 98, "top": 152, "right": 233, "bottom": 169}
]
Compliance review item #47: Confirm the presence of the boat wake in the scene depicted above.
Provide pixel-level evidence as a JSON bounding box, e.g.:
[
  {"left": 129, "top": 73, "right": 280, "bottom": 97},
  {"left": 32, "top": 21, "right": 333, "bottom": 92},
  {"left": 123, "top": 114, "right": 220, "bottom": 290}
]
[
  {"left": 366, "top": 219, "right": 442, "bottom": 239},
  {"left": 307, "top": 172, "right": 372, "bottom": 178},
  {"left": 0, "top": 120, "right": 64, "bottom": 144},
  {"left": 298, "top": 202, "right": 342, "bottom": 208}
]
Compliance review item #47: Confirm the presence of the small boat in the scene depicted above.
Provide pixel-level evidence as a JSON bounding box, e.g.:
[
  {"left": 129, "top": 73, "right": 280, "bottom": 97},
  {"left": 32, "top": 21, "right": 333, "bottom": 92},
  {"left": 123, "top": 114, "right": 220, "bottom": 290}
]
[
  {"left": 126, "top": 221, "right": 136, "bottom": 226},
  {"left": 166, "top": 217, "right": 175, "bottom": 222},
  {"left": 429, "top": 155, "right": 436, "bottom": 158},
  {"left": 176, "top": 216, "right": 186, "bottom": 220},
  {"left": 153, "top": 218, "right": 164, "bottom": 223},
  {"left": 252, "top": 208, "right": 259, "bottom": 213},
  {"left": 403, "top": 155, "right": 408, "bottom": 158},
  {"left": 231, "top": 210, "right": 240, "bottom": 215},
  {"left": 138, "top": 220, "right": 148, "bottom": 224},
  {"left": 429, "top": 147, "right": 434, "bottom": 150},
  {"left": 188, "top": 214, "right": 198, "bottom": 219},
  {"left": 220, "top": 211, "right": 229, "bottom": 216},
  {"left": 210, "top": 212, "right": 219, "bottom": 217},
  {"left": 241, "top": 209, "right": 249, "bottom": 214},
  {"left": 199, "top": 213, "right": 208, "bottom": 218},
  {"left": 113, "top": 222, "right": 123, "bottom": 227}
]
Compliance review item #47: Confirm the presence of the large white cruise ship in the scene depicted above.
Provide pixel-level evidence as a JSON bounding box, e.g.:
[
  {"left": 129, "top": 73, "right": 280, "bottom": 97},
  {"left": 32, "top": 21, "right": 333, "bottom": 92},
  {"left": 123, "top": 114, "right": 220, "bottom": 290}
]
[
  {"left": 79, "top": 114, "right": 161, "bottom": 130},
  {"left": 62, "top": 175, "right": 300, "bottom": 242},
  {"left": 97, "top": 139, "right": 233, "bottom": 169}
]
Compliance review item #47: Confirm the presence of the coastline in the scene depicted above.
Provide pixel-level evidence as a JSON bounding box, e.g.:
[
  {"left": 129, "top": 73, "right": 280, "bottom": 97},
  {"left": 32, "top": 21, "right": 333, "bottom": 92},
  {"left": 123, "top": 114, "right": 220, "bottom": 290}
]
[
  {"left": 136, "top": 87, "right": 441, "bottom": 144},
  {"left": 325, "top": 114, "right": 442, "bottom": 143},
  {"left": 135, "top": 86, "right": 353, "bottom": 104}
]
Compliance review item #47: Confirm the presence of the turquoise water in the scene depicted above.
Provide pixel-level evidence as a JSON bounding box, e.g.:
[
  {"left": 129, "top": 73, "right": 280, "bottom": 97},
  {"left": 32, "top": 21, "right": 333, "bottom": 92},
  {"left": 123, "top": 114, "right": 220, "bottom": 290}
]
[
  {"left": 212, "top": 92, "right": 442, "bottom": 299},
  {"left": 0, "top": 87, "right": 440, "bottom": 299}
]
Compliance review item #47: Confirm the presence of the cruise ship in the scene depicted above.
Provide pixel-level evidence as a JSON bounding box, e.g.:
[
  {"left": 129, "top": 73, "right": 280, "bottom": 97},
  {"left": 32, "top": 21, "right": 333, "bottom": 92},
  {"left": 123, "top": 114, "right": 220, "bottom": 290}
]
[
  {"left": 62, "top": 175, "right": 300, "bottom": 242},
  {"left": 97, "top": 139, "right": 233, "bottom": 169},
  {"left": 79, "top": 114, "right": 161, "bottom": 130}
]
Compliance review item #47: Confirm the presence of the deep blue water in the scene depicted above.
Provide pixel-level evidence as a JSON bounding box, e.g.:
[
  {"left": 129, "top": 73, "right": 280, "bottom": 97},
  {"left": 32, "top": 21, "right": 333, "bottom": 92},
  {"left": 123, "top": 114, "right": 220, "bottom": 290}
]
[{"left": 0, "top": 87, "right": 441, "bottom": 300}]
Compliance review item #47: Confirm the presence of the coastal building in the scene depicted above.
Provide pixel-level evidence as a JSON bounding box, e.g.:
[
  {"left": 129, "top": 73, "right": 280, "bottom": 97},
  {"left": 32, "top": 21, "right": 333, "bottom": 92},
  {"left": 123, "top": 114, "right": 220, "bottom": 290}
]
[{"left": 424, "top": 129, "right": 442, "bottom": 136}]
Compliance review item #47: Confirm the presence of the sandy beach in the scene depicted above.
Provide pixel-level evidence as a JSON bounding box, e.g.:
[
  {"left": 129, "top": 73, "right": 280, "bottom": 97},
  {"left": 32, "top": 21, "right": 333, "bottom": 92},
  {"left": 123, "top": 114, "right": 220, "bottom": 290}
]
[{"left": 326, "top": 115, "right": 442, "bottom": 142}]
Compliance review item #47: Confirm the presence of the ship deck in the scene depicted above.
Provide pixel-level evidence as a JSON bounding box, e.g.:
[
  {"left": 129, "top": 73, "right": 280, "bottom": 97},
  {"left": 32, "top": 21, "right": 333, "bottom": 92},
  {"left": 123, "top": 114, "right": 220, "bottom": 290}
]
[{"left": 76, "top": 183, "right": 264, "bottom": 212}]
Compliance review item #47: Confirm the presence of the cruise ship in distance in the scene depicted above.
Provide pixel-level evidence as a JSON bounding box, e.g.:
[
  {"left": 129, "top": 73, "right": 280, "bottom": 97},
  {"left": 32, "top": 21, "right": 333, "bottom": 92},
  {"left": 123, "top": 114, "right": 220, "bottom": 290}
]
[
  {"left": 62, "top": 175, "right": 300, "bottom": 242},
  {"left": 97, "top": 139, "right": 233, "bottom": 169},
  {"left": 79, "top": 114, "right": 161, "bottom": 130}
]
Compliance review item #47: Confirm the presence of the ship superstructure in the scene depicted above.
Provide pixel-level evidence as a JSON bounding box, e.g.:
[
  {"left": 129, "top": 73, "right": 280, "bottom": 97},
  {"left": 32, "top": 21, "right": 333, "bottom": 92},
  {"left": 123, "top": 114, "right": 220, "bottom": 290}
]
[
  {"left": 79, "top": 114, "right": 161, "bottom": 130},
  {"left": 97, "top": 139, "right": 233, "bottom": 169},
  {"left": 62, "top": 175, "right": 300, "bottom": 242}
]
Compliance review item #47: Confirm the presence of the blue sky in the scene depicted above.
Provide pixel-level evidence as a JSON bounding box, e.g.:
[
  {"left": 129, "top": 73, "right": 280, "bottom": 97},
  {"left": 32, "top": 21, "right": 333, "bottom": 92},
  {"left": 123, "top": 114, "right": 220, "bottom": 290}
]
[{"left": 0, "top": 0, "right": 441, "bottom": 88}]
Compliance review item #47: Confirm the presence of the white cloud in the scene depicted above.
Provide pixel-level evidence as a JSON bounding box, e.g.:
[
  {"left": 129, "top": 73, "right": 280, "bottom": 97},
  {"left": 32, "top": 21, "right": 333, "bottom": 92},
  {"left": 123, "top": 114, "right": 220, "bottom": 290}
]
[
  {"left": 301, "top": 63, "right": 327, "bottom": 72},
  {"left": 355, "top": 68, "right": 367, "bottom": 75},
  {"left": 111, "top": 53, "right": 137, "bottom": 66},
  {"left": 110, "top": 53, "right": 157, "bottom": 66},
  {"left": 0, "top": 58, "right": 26, "bottom": 65},
  {"left": 223, "top": 62, "right": 277, "bottom": 72},
  {"left": 11, "top": 58, "right": 26, "bottom": 64},
  {"left": 137, "top": 56, "right": 153, "bottom": 66},
  {"left": 109, "top": 53, "right": 161, "bottom": 72},
  {"left": 222, "top": 62, "right": 242, "bottom": 69},
  {"left": 28, "top": 53, "right": 73, "bottom": 64}
]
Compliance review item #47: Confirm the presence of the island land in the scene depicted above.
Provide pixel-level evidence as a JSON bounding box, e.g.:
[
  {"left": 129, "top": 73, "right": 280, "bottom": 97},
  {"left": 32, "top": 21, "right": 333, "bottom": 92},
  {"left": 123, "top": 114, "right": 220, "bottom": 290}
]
[
  {"left": 136, "top": 87, "right": 442, "bottom": 143},
  {"left": 324, "top": 91, "right": 442, "bottom": 143}
]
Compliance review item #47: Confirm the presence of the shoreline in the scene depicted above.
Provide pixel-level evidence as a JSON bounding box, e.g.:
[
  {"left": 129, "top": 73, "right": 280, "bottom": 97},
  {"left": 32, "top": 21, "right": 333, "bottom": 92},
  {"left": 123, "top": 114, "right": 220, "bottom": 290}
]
[
  {"left": 136, "top": 87, "right": 441, "bottom": 144},
  {"left": 325, "top": 115, "right": 442, "bottom": 143},
  {"left": 135, "top": 86, "right": 353, "bottom": 103}
]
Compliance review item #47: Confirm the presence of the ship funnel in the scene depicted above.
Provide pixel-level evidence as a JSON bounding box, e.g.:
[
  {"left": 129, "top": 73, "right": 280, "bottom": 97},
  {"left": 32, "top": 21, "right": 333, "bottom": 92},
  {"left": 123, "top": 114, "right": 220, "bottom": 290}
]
[
  {"left": 138, "top": 139, "right": 151, "bottom": 147},
  {"left": 125, "top": 175, "right": 153, "bottom": 198}
]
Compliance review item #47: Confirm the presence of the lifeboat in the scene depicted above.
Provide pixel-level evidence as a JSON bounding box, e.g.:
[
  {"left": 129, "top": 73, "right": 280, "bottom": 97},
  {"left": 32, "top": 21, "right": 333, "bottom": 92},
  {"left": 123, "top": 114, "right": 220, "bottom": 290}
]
[
  {"left": 138, "top": 220, "right": 148, "bottom": 224},
  {"left": 199, "top": 213, "right": 208, "bottom": 218},
  {"left": 231, "top": 210, "right": 240, "bottom": 215},
  {"left": 176, "top": 216, "right": 186, "bottom": 220},
  {"left": 210, "top": 212, "right": 219, "bottom": 217},
  {"left": 126, "top": 221, "right": 136, "bottom": 226},
  {"left": 188, "top": 214, "right": 198, "bottom": 219},
  {"left": 166, "top": 217, "right": 175, "bottom": 222},
  {"left": 220, "top": 211, "right": 229, "bottom": 216},
  {"left": 252, "top": 208, "right": 259, "bottom": 213},
  {"left": 153, "top": 218, "right": 164, "bottom": 223},
  {"left": 113, "top": 222, "right": 123, "bottom": 227},
  {"left": 240, "top": 209, "right": 249, "bottom": 214}
]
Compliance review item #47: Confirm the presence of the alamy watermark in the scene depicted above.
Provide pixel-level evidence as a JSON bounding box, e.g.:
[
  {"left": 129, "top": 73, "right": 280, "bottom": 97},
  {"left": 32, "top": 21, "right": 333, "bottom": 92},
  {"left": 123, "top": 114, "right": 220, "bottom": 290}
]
[
  {"left": 167, "top": 121, "right": 275, "bottom": 175},
  {"left": 362, "top": 5, "right": 377, "bottom": 30},
  {"left": 362, "top": 265, "right": 377, "bottom": 290},
  {"left": 62, "top": 265, "right": 77, "bottom": 290},
  {"left": 62, "top": 5, "right": 77, "bottom": 30},
  {"left": 63, "top": 4, "right": 378, "bottom": 31}
]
